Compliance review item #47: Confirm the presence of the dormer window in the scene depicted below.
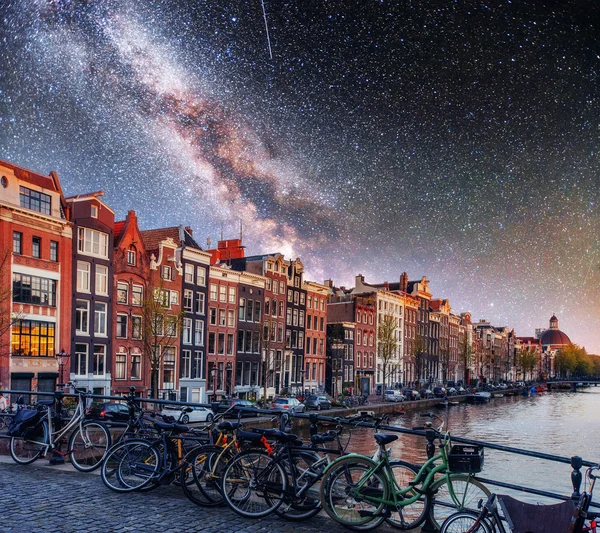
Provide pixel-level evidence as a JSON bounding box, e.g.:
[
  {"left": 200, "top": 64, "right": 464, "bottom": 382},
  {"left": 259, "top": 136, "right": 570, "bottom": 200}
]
[{"left": 91, "top": 205, "right": 98, "bottom": 218}]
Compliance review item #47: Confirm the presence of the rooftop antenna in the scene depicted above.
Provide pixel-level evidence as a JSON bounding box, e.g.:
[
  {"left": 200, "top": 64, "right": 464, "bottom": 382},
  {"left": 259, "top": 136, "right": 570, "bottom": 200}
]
[{"left": 240, "top": 219, "right": 243, "bottom": 241}]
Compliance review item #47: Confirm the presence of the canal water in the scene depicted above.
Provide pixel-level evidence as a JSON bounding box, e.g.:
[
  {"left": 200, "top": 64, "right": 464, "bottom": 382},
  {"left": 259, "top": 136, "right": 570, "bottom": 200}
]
[{"left": 299, "top": 387, "right": 600, "bottom": 503}]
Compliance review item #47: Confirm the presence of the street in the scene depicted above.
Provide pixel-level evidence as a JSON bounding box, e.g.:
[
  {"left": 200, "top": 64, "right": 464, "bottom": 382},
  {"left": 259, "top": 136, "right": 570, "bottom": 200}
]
[{"left": 0, "top": 457, "right": 406, "bottom": 533}]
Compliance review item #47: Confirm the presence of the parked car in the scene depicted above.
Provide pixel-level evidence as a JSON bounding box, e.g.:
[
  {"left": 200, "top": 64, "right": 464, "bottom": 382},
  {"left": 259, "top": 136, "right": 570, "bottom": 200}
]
[
  {"left": 420, "top": 389, "right": 434, "bottom": 399},
  {"left": 271, "top": 397, "right": 306, "bottom": 413},
  {"left": 160, "top": 405, "right": 214, "bottom": 424},
  {"left": 384, "top": 390, "right": 405, "bottom": 402},
  {"left": 447, "top": 387, "right": 458, "bottom": 396},
  {"left": 433, "top": 387, "right": 447, "bottom": 398},
  {"left": 214, "top": 399, "right": 257, "bottom": 418},
  {"left": 89, "top": 402, "right": 130, "bottom": 422},
  {"left": 456, "top": 386, "right": 467, "bottom": 394},
  {"left": 304, "top": 395, "right": 332, "bottom": 410},
  {"left": 402, "top": 389, "right": 421, "bottom": 401}
]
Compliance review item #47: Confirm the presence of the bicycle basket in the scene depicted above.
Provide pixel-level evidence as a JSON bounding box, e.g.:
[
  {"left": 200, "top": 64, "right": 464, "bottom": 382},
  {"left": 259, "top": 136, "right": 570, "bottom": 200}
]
[{"left": 448, "top": 444, "right": 484, "bottom": 473}]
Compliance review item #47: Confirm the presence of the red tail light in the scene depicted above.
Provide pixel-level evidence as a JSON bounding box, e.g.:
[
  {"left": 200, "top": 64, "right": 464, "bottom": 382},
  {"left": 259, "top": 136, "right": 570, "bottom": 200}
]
[
  {"left": 230, "top": 401, "right": 235, "bottom": 406},
  {"left": 283, "top": 405, "right": 289, "bottom": 409},
  {"left": 100, "top": 409, "right": 106, "bottom": 418}
]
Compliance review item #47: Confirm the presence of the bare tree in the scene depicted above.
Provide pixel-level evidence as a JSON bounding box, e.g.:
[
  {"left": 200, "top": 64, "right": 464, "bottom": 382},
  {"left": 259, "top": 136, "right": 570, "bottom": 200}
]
[
  {"left": 377, "top": 314, "right": 397, "bottom": 390},
  {"left": 140, "top": 281, "right": 185, "bottom": 398},
  {"left": 458, "top": 337, "right": 474, "bottom": 385},
  {"left": 439, "top": 346, "right": 450, "bottom": 384},
  {"left": 259, "top": 319, "right": 280, "bottom": 404},
  {"left": 413, "top": 335, "right": 428, "bottom": 386},
  {"left": 0, "top": 250, "right": 24, "bottom": 388}
]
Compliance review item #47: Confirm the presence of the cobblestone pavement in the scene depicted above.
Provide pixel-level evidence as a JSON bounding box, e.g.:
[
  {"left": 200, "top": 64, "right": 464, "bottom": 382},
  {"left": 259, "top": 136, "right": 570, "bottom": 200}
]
[{"left": 1, "top": 457, "right": 414, "bottom": 533}]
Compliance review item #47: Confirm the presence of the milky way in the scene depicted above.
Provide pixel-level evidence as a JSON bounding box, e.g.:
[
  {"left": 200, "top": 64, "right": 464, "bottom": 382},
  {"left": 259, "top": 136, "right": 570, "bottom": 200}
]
[{"left": 1, "top": 0, "right": 599, "bottom": 351}]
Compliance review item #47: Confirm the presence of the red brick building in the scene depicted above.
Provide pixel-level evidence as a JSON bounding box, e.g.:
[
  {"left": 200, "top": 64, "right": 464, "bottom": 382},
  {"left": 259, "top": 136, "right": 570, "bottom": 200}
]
[
  {"left": 303, "top": 280, "right": 329, "bottom": 395},
  {"left": 0, "top": 159, "right": 72, "bottom": 397}
]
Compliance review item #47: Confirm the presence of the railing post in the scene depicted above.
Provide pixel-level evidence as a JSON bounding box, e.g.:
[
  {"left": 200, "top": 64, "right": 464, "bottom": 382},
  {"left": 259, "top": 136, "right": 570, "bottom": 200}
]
[{"left": 571, "top": 455, "right": 583, "bottom": 500}]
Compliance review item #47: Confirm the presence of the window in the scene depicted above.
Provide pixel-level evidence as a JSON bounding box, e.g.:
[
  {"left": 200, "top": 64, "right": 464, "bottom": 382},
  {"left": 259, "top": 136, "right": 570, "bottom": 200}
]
[
  {"left": 170, "top": 290, "right": 179, "bottom": 305},
  {"left": 161, "top": 265, "right": 172, "bottom": 280},
  {"left": 163, "top": 348, "right": 176, "bottom": 388},
  {"left": 210, "top": 284, "right": 217, "bottom": 300},
  {"left": 93, "top": 345, "right": 106, "bottom": 376},
  {"left": 227, "top": 333, "right": 234, "bottom": 355},
  {"left": 13, "top": 232, "right": 22, "bottom": 254},
  {"left": 77, "top": 261, "right": 90, "bottom": 292},
  {"left": 113, "top": 282, "right": 127, "bottom": 305},
  {"left": 20, "top": 186, "right": 51, "bottom": 215},
  {"left": 280, "top": 281, "right": 285, "bottom": 294},
  {"left": 192, "top": 351, "right": 204, "bottom": 379},
  {"left": 115, "top": 353, "right": 126, "bottom": 379},
  {"left": 254, "top": 301, "right": 261, "bottom": 322},
  {"left": 299, "top": 310, "right": 305, "bottom": 328},
  {"left": 208, "top": 332, "right": 216, "bottom": 354},
  {"left": 94, "top": 302, "right": 107, "bottom": 336},
  {"left": 131, "top": 353, "right": 141, "bottom": 379},
  {"left": 196, "top": 267, "right": 206, "bottom": 286},
  {"left": 11, "top": 319, "right": 55, "bottom": 357},
  {"left": 75, "top": 343, "right": 88, "bottom": 375},
  {"left": 293, "top": 308, "right": 298, "bottom": 326},
  {"left": 183, "top": 289, "right": 193, "bottom": 311},
  {"left": 286, "top": 308, "right": 292, "bottom": 325},
  {"left": 265, "top": 278, "right": 271, "bottom": 290},
  {"left": 116, "top": 314, "right": 128, "bottom": 338},
  {"left": 183, "top": 318, "right": 193, "bottom": 344},
  {"left": 321, "top": 299, "right": 325, "bottom": 311},
  {"left": 132, "top": 316, "right": 142, "bottom": 339},
  {"left": 132, "top": 285, "right": 143, "bottom": 306},
  {"left": 237, "top": 330, "right": 245, "bottom": 352},
  {"left": 239, "top": 298, "right": 246, "bottom": 320},
  {"left": 165, "top": 316, "right": 178, "bottom": 337},
  {"left": 287, "top": 290, "right": 293, "bottom": 303},
  {"left": 219, "top": 285, "right": 227, "bottom": 302},
  {"left": 307, "top": 295, "right": 312, "bottom": 309},
  {"left": 209, "top": 308, "right": 217, "bottom": 325},
  {"left": 78, "top": 227, "right": 108, "bottom": 258},
  {"left": 293, "top": 291, "right": 299, "bottom": 305},
  {"left": 357, "top": 331, "right": 361, "bottom": 345},
  {"left": 307, "top": 315, "right": 312, "bottom": 330},
  {"left": 75, "top": 300, "right": 89, "bottom": 335},
  {"left": 228, "top": 286, "right": 236, "bottom": 303},
  {"left": 298, "top": 332, "right": 304, "bottom": 349},
  {"left": 320, "top": 317, "right": 325, "bottom": 331},
  {"left": 195, "top": 292, "right": 205, "bottom": 314},
  {"left": 227, "top": 309, "right": 235, "bottom": 327},
  {"left": 50, "top": 241, "right": 58, "bottom": 262},
  {"left": 95, "top": 265, "right": 108, "bottom": 295},
  {"left": 12, "top": 273, "right": 57, "bottom": 306},
  {"left": 273, "top": 280, "right": 278, "bottom": 294},
  {"left": 272, "top": 299, "right": 278, "bottom": 317},
  {"left": 300, "top": 293, "right": 305, "bottom": 305},
  {"left": 244, "top": 330, "right": 252, "bottom": 353},
  {"left": 194, "top": 320, "right": 204, "bottom": 345},
  {"left": 91, "top": 205, "right": 98, "bottom": 218},
  {"left": 181, "top": 350, "right": 191, "bottom": 379},
  {"left": 219, "top": 308, "right": 226, "bottom": 326},
  {"left": 154, "top": 288, "right": 170, "bottom": 308},
  {"left": 32, "top": 237, "right": 41, "bottom": 258},
  {"left": 184, "top": 264, "right": 194, "bottom": 283},
  {"left": 246, "top": 299, "right": 254, "bottom": 322},
  {"left": 127, "top": 247, "right": 136, "bottom": 266},
  {"left": 218, "top": 333, "right": 225, "bottom": 355},
  {"left": 154, "top": 313, "right": 164, "bottom": 336}
]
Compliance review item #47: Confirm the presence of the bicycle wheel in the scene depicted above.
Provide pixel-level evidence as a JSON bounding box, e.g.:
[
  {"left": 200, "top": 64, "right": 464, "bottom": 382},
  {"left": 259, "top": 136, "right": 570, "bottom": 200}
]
[
  {"left": 68, "top": 421, "right": 112, "bottom": 472},
  {"left": 320, "top": 455, "right": 389, "bottom": 531},
  {"left": 429, "top": 474, "right": 490, "bottom": 528},
  {"left": 386, "top": 460, "right": 430, "bottom": 530},
  {"left": 9, "top": 421, "right": 48, "bottom": 465},
  {"left": 101, "top": 439, "right": 160, "bottom": 493},
  {"left": 439, "top": 511, "right": 492, "bottom": 533},
  {"left": 181, "top": 445, "right": 233, "bottom": 506},
  {"left": 276, "top": 449, "right": 324, "bottom": 521},
  {"left": 222, "top": 450, "right": 288, "bottom": 518}
]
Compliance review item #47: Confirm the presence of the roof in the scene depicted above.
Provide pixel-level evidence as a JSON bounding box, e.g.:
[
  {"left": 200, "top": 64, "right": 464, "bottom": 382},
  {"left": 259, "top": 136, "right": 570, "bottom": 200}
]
[
  {"left": 140, "top": 226, "right": 203, "bottom": 252},
  {"left": 0, "top": 158, "right": 59, "bottom": 191},
  {"left": 113, "top": 221, "right": 126, "bottom": 241},
  {"left": 540, "top": 329, "right": 571, "bottom": 346}
]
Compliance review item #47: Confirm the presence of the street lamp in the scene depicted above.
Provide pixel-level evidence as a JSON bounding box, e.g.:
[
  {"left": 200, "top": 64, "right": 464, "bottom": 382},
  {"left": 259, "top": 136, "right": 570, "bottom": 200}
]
[{"left": 56, "top": 349, "right": 70, "bottom": 388}]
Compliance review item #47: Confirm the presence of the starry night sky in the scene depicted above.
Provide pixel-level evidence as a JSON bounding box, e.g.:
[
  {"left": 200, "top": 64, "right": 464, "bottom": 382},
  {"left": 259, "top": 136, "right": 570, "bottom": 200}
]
[{"left": 1, "top": 0, "right": 599, "bottom": 351}]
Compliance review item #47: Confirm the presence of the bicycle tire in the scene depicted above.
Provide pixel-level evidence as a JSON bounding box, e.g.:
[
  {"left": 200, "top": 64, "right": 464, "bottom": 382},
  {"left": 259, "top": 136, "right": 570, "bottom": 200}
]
[
  {"left": 319, "top": 455, "right": 389, "bottom": 531},
  {"left": 386, "top": 460, "right": 431, "bottom": 530},
  {"left": 429, "top": 474, "right": 490, "bottom": 528},
  {"left": 275, "top": 449, "right": 324, "bottom": 521},
  {"left": 101, "top": 439, "right": 160, "bottom": 493},
  {"left": 181, "top": 445, "right": 233, "bottom": 506},
  {"left": 68, "top": 421, "right": 111, "bottom": 472},
  {"left": 221, "top": 450, "right": 288, "bottom": 518},
  {"left": 9, "top": 420, "right": 48, "bottom": 465},
  {"left": 439, "top": 510, "right": 493, "bottom": 533}
]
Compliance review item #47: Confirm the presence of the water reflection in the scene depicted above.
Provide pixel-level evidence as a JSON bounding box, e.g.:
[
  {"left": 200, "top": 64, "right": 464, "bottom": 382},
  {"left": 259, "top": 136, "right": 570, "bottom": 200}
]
[{"left": 297, "top": 388, "right": 600, "bottom": 503}]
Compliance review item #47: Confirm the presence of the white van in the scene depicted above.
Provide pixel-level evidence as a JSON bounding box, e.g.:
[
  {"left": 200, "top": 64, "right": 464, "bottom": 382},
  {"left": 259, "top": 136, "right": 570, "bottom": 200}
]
[{"left": 384, "top": 390, "right": 405, "bottom": 402}]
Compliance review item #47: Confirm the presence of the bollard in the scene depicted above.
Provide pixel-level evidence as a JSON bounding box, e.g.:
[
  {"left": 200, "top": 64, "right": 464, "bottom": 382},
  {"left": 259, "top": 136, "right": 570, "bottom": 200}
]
[{"left": 571, "top": 455, "right": 583, "bottom": 500}]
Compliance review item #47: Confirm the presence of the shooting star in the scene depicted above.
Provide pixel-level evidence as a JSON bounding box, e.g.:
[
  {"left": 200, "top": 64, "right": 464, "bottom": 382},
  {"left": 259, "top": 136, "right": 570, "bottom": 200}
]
[{"left": 261, "top": 0, "right": 273, "bottom": 59}]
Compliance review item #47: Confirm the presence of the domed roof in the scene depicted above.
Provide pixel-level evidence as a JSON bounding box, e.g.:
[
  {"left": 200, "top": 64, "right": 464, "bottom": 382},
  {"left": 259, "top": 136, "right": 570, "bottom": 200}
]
[{"left": 540, "top": 329, "right": 570, "bottom": 346}]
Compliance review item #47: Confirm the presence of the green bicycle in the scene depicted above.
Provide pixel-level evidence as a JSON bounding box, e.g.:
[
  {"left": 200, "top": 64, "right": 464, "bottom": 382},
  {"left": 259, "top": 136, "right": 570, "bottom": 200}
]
[{"left": 319, "top": 412, "right": 490, "bottom": 530}]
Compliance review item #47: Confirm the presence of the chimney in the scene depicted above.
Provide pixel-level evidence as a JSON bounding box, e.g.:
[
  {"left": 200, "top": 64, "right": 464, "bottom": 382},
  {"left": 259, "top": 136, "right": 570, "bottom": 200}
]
[
  {"left": 400, "top": 272, "right": 408, "bottom": 292},
  {"left": 324, "top": 279, "right": 334, "bottom": 288}
]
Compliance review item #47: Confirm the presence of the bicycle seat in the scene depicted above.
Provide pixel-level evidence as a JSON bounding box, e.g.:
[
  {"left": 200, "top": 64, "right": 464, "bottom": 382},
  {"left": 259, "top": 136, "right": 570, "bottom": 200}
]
[
  {"left": 236, "top": 429, "right": 265, "bottom": 443},
  {"left": 218, "top": 421, "right": 240, "bottom": 432},
  {"left": 497, "top": 494, "right": 576, "bottom": 533},
  {"left": 153, "top": 420, "right": 190, "bottom": 434},
  {"left": 374, "top": 434, "right": 398, "bottom": 446},
  {"left": 37, "top": 400, "right": 54, "bottom": 406},
  {"left": 311, "top": 433, "right": 336, "bottom": 444}
]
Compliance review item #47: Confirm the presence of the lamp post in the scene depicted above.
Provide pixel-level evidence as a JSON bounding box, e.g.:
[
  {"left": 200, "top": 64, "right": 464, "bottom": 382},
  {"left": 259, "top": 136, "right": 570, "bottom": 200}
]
[
  {"left": 299, "top": 369, "right": 306, "bottom": 401},
  {"left": 211, "top": 367, "right": 217, "bottom": 403},
  {"left": 226, "top": 361, "right": 232, "bottom": 397},
  {"left": 56, "top": 349, "right": 70, "bottom": 388}
]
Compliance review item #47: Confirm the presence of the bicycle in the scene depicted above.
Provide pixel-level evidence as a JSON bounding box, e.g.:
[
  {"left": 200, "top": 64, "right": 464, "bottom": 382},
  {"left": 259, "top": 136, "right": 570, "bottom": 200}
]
[
  {"left": 9, "top": 387, "right": 111, "bottom": 472},
  {"left": 0, "top": 409, "right": 13, "bottom": 431},
  {"left": 319, "top": 412, "right": 489, "bottom": 530},
  {"left": 440, "top": 465, "right": 600, "bottom": 533}
]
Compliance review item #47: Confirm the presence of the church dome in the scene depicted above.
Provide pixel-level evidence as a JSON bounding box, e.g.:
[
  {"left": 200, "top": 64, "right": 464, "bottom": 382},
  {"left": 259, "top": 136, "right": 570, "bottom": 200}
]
[{"left": 540, "top": 314, "right": 570, "bottom": 347}]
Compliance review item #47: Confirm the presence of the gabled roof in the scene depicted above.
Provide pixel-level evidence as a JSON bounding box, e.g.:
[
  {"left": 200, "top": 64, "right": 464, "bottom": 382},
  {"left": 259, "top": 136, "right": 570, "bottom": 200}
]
[
  {"left": 114, "top": 221, "right": 126, "bottom": 241},
  {"left": 140, "top": 226, "right": 203, "bottom": 252}
]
